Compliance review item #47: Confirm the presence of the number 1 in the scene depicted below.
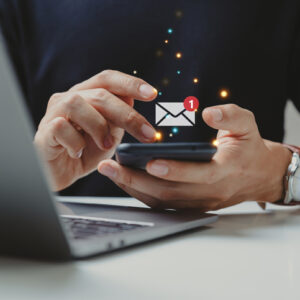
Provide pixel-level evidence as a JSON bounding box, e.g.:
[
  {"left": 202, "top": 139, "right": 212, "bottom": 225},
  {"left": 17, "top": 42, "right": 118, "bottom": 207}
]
[{"left": 189, "top": 100, "right": 194, "bottom": 109}]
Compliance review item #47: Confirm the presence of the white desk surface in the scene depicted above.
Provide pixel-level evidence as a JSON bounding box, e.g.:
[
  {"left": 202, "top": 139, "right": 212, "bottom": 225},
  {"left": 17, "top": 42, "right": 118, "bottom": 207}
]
[{"left": 1, "top": 197, "right": 300, "bottom": 300}]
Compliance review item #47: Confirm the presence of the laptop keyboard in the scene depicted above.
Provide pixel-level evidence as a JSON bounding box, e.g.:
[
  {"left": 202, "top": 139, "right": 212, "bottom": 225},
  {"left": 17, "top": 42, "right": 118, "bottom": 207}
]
[{"left": 61, "top": 215, "right": 151, "bottom": 240}]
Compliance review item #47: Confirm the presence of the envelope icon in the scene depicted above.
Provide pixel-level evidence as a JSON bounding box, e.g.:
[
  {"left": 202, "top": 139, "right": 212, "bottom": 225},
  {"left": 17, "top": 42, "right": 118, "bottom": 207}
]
[{"left": 155, "top": 102, "right": 195, "bottom": 126}]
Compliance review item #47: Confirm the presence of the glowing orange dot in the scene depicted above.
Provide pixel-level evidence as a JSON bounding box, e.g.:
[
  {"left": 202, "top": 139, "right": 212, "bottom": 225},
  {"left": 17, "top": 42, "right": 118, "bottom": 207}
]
[
  {"left": 162, "top": 77, "right": 170, "bottom": 86},
  {"left": 155, "top": 131, "right": 163, "bottom": 141},
  {"left": 156, "top": 49, "right": 164, "bottom": 57},
  {"left": 175, "top": 10, "right": 183, "bottom": 18},
  {"left": 212, "top": 139, "right": 219, "bottom": 147},
  {"left": 193, "top": 77, "right": 199, "bottom": 84},
  {"left": 220, "top": 89, "right": 229, "bottom": 99},
  {"left": 164, "top": 39, "right": 169, "bottom": 44},
  {"left": 176, "top": 52, "right": 182, "bottom": 59}
]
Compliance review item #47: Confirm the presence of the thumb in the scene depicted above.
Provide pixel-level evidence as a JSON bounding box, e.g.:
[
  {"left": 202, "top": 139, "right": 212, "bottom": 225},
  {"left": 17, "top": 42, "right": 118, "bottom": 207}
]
[{"left": 202, "top": 104, "right": 259, "bottom": 137}]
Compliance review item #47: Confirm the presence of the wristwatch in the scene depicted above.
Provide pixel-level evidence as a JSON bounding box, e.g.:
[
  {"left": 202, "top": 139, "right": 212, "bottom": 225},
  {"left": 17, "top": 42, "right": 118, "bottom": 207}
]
[
  {"left": 282, "top": 145, "right": 300, "bottom": 205},
  {"left": 258, "top": 144, "right": 300, "bottom": 209}
]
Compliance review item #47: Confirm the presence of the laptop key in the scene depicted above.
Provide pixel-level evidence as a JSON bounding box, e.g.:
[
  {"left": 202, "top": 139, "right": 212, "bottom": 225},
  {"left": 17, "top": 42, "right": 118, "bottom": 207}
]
[{"left": 61, "top": 216, "right": 148, "bottom": 240}]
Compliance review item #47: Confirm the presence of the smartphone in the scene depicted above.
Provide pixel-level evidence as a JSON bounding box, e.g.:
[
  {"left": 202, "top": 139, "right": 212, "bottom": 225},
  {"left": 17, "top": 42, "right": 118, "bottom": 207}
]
[{"left": 116, "top": 142, "right": 217, "bottom": 169}]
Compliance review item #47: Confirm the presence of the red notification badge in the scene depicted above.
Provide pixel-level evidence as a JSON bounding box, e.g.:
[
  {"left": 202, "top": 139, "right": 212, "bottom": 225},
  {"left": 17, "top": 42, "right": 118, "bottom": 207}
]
[{"left": 183, "top": 96, "right": 199, "bottom": 111}]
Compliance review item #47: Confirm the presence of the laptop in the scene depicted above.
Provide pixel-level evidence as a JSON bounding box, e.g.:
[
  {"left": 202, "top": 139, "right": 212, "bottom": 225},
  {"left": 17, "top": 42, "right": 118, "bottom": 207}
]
[{"left": 0, "top": 31, "right": 217, "bottom": 260}]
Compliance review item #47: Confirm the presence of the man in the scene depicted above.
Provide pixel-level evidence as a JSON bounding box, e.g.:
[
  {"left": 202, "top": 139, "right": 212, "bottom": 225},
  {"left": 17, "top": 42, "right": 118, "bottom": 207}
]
[{"left": 0, "top": 0, "right": 299, "bottom": 210}]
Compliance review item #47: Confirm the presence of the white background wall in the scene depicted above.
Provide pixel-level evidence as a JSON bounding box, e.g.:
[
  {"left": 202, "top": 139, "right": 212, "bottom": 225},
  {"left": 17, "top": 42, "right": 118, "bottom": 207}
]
[{"left": 284, "top": 101, "right": 300, "bottom": 145}]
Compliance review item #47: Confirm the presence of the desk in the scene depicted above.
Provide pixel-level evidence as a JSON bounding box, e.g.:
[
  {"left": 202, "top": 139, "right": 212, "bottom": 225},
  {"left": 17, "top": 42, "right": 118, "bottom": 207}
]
[{"left": 1, "top": 197, "right": 300, "bottom": 300}]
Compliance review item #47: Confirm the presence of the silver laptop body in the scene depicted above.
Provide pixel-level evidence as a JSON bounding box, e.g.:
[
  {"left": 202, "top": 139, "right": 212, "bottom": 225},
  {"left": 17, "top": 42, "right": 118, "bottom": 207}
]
[{"left": 0, "top": 32, "right": 217, "bottom": 260}]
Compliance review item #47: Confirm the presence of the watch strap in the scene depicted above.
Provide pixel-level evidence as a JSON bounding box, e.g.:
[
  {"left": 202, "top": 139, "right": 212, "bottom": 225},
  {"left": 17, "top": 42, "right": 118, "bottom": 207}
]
[{"left": 276, "top": 144, "right": 300, "bottom": 206}]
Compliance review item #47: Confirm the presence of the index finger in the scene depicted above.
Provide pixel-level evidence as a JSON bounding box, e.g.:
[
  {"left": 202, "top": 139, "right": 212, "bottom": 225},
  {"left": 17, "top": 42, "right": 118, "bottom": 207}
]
[
  {"left": 78, "top": 89, "right": 157, "bottom": 143},
  {"left": 69, "top": 70, "right": 157, "bottom": 101}
]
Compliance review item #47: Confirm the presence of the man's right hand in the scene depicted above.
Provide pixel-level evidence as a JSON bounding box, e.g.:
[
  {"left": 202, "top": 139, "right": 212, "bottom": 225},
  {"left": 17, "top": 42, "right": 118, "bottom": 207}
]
[{"left": 34, "top": 70, "right": 157, "bottom": 191}]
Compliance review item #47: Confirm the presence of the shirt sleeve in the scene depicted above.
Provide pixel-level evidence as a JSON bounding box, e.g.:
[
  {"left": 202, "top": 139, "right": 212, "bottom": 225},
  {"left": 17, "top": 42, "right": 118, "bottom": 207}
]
[
  {"left": 0, "top": 0, "right": 29, "bottom": 99},
  {"left": 287, "top": 18, "right": 300, "bottom": 111}
]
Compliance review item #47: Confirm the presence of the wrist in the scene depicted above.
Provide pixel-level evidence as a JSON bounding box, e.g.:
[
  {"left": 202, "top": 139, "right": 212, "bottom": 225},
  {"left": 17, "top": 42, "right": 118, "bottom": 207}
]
[{"left": 263, "top": 140, "right": 292, "bottom": 203}]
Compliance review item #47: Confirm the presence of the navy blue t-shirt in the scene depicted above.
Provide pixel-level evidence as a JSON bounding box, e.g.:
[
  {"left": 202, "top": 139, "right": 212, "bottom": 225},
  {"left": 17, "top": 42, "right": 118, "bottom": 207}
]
[{"left": 0, "top": 0, "right": 299, "bottom": 196}]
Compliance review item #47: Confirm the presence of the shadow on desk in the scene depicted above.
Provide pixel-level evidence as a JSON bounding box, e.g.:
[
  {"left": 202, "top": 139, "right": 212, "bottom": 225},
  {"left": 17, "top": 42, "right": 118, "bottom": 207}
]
[{"left": 205, "top": 205, "right": 300, "bottom": 238}]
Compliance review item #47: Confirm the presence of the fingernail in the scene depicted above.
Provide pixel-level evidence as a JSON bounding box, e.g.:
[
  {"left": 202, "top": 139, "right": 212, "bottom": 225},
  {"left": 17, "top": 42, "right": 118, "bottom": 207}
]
[
  {"left": 75, "top": 149, "right": 83, "bottom": 159},
  {"left": 103, "top": 135, "right": 114, "bottom": 149},
  {"left": 141, "top": 124, "right": 156, "bottom": 140},
  {"left": 139, "top": 84, "right": 157, "bottom": 98},
  {"left": 210, "top": 108, "right": 223, "bottom": 122},
  {"left": 99, "top": 165, "right": 117, "bottom": 179},
  {"left": 148, "top": 161, "right": 169, "bottom": 176}
]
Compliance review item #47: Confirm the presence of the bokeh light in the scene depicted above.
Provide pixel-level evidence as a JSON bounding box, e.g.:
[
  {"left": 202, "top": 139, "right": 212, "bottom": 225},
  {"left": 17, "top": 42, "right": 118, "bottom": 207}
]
[
  {"left": 175, "top": 52, "right": 182, "bottom": 59},
  {"left": 193, "top": 77, "right": 199, "bottom": 84},
  {"left": 156, "top": 49, "right": 164, "bottom": 57},
  {"left": 162, "top": 77, "right": 170, "bottom": 86},
  {"left": 155, "top": 131, "right": 163, "bottom": 141},
  {"left": 172, "top": 127, "right": 179, "bottom": 134},
  {"left": 212, "top": 139, "right": 219, "bottom": 147},
  {"left": 175, "top": 10, "right": 183, "bottom": 18},
  {"left": 167, "top": 28, "right": 173, "bottom": 34},
  {"left": 164, "top": 39, "right": 169, "bottom": 44},
  {"left": 219, "top": 89, "right": 229, "bottom": 99}
]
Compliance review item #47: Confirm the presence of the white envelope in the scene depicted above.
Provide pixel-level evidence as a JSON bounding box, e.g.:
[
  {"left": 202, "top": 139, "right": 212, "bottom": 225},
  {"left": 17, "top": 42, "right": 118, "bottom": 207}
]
[{"left": 155, "top": 102, "right": 195, "bottom": 126}]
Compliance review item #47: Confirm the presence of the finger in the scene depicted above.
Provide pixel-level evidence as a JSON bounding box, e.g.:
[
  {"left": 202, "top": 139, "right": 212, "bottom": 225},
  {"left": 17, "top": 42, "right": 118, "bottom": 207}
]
[
  {"left": 69, "top": 69, "right": 157, "bottom": 101},
  {"left": 98, "top": 159, "right": 177, "bottom": 197},
  {"left": 51, "top": 94, "right": 112, "bottom": 150},
  {"left": 146, "top": 159, "right": 225, "bottom": 184},
  {"left": 202, "top": 104, "right": 259, "bottom": 137},
  {"left": 98, "top": 160, "right": 198, "bottom": 201},
  {"left": 98, "top": 160, "right": 222, "bottom": 210},
  {"left": 79, "top": 89, "right": 156, "bottom": 142},
  {"left": 119, "top": 96, "right": 134, "bottom": 107},
  {"left": 115, "top": 182, "right": 216, "bottom": 211},
  {"left": 39, "top": 117, "right": 86, "bottom": 159}
]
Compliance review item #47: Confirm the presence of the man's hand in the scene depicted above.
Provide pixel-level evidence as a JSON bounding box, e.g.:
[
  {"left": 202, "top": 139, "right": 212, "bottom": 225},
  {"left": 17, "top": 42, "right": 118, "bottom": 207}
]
[
  {"left": 34, "top": 70, "right": 157, "bottom": 191},
  {"left": 98, "top": 104, "right": 292, "bottom": 211}
]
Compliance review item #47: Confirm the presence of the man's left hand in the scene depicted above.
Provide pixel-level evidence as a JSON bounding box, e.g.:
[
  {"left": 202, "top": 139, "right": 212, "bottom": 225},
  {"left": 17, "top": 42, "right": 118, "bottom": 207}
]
[{"left": 98, "top": 104, "right": 292, "bottom": 211}]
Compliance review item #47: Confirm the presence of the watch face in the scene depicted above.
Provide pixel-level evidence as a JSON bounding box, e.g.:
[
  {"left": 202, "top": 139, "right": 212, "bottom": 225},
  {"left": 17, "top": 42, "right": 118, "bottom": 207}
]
[
  {"left": 292, "top": 162, "right": 300, "bottom": 202},
  {"left": 284, "top": 153, "right": 300, "bottom": 204},
  {"left": 291, "top": 153, "right": 300, "bottom": 173}
]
